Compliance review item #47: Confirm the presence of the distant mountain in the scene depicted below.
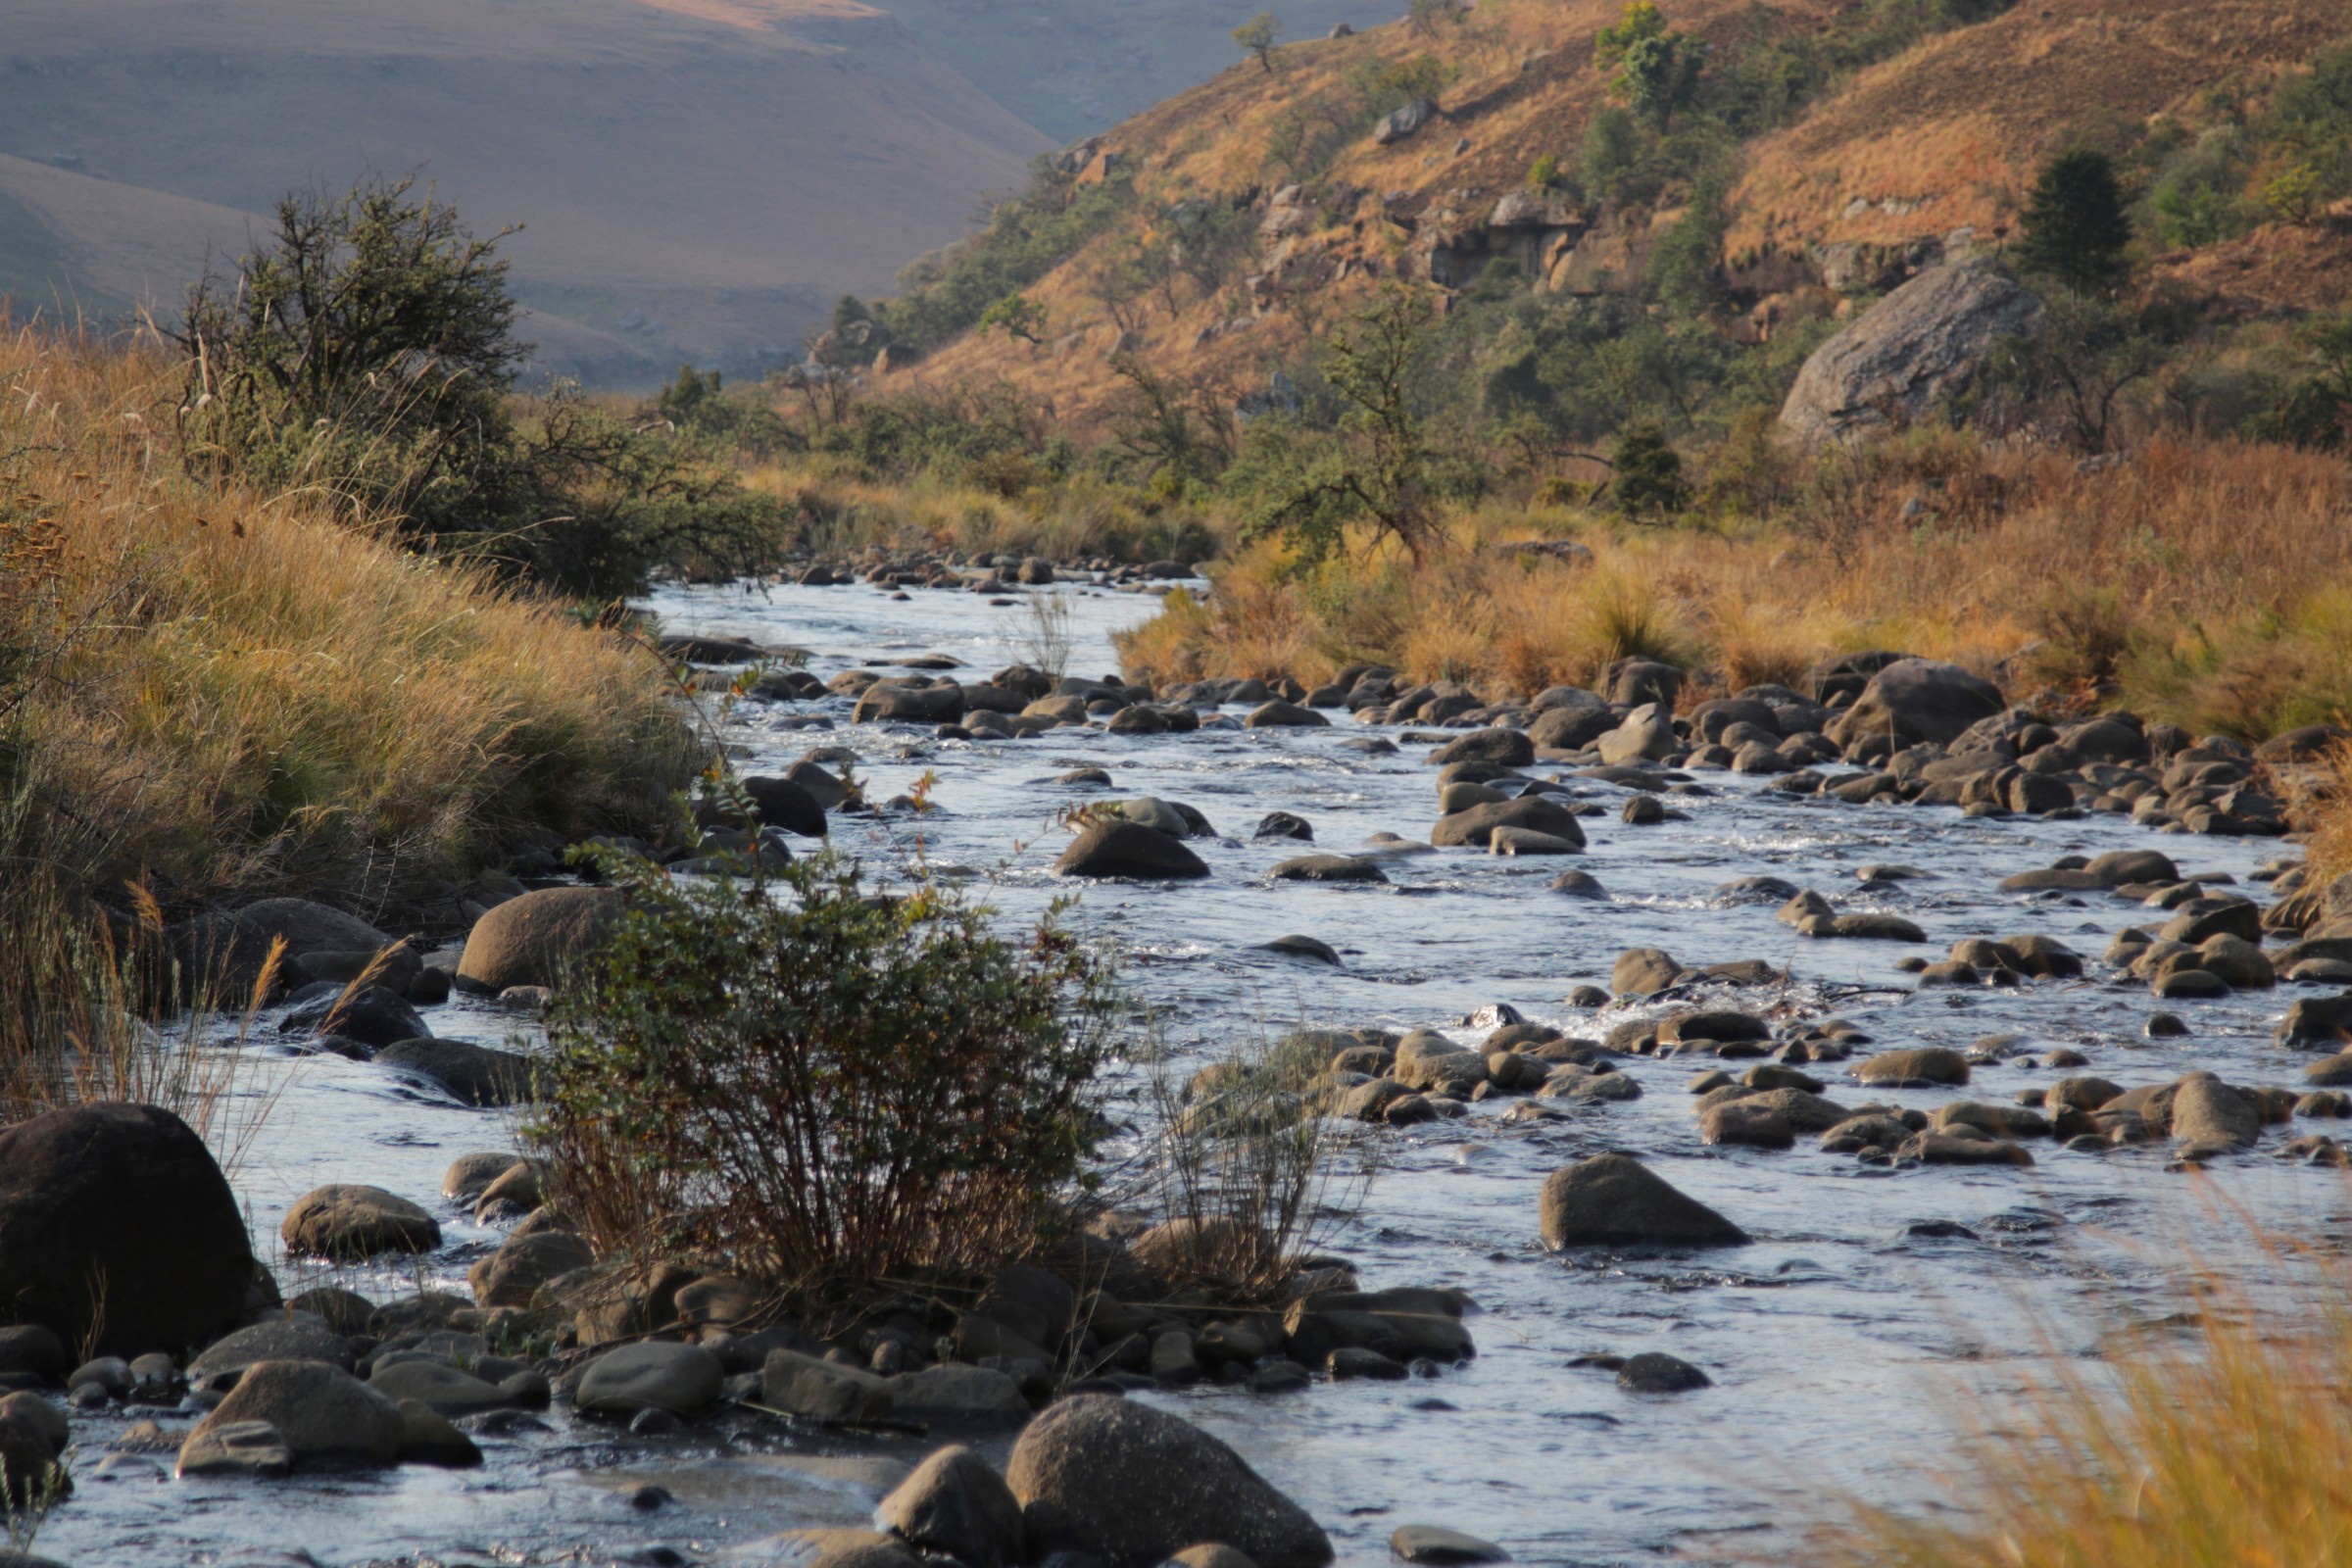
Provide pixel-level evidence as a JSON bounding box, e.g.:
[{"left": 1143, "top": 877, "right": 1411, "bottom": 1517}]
[
  {"left": 870, "top": 0, "right": 1409, "bottom": 142},
  {"left": 0, "top": 0, "right": 1051, "bottom": 384}
]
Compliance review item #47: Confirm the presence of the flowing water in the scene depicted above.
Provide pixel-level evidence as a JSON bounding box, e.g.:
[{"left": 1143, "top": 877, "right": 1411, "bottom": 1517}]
[{"left": 40, "top": 578, "right": 2345, "bottom": 1568}]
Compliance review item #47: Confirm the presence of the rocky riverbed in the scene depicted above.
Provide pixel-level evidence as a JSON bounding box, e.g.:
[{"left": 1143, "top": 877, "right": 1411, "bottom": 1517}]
[{"left": 23, "top": 574, "right": 2352, "bottom": 1568}]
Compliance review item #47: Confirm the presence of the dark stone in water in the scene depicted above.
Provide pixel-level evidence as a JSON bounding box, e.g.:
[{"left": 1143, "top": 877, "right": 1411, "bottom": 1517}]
[{"left": 1615, "top": 1352, "right": 1711, "bottom": 1393}]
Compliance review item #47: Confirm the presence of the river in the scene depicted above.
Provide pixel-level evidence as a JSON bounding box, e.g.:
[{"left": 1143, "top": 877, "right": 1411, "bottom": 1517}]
[{"left": 38, "top": 577, "right": 2338, "bottom": 1568}]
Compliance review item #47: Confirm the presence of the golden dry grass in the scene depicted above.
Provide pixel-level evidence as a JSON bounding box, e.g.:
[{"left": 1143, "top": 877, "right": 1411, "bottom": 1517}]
[
  {"left": 744, "top": 458, "right": 1218, "bottom": 564},
  {"left": 0, "top": 324, "right": 701, "bottom": 913},
  {"left": 1114, "top": 434, "right": 2352, "bottom": 741},
  {"left": 1830, "top": 1234, "right": 2352, "bottom": 1568}
]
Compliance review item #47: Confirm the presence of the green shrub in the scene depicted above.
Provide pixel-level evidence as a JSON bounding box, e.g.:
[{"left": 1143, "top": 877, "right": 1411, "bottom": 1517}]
[
  {"left": 530, "top": 847, "right": 1121, "bottom": 1299},
  {"left": 1610, "top": 423, "right": 1689, "bottom": 516},
  {"left": 176, "top": 175, "right": 522, "bottom": 542},
  {"left": 174, "top": 175, "right": 783, "bottom": 598}
]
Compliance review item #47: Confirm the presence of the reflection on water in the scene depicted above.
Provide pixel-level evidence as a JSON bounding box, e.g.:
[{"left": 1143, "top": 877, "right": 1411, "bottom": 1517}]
[{"left": 44, "top": 577, "right": 2338, "bottom": 1567}]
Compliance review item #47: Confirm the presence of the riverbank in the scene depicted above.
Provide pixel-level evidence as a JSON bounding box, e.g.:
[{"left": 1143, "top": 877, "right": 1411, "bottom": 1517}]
[
  {"left": 1111, "top": 433, "right": 2352, "bottom": 749},
  {"left": 0, "top": 329, "right": 701, "bottom": 925}
]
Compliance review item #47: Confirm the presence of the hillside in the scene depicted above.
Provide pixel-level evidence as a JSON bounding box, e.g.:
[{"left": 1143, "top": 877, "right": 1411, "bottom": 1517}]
[
  {"left": 889, "top": 0, "right": 2352, "bottom": 427},
  {"left": 0, "top": 0, "right": 1049, "bottom": 384},
  {"left": 1726, "top": 0, "right": 2350, "bottom": 268}
]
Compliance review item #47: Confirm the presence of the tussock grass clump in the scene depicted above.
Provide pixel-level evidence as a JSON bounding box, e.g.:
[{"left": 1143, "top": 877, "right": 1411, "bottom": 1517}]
[
  {"left": 1833, "top": 1249, "right": 2352, "bottom": 1568},
  {"left": 1140, "top": 1028, "right": 1375, "bottom": 1304},
  {"left": 0, "top": 325, "right": 700, "bottom": 912}
]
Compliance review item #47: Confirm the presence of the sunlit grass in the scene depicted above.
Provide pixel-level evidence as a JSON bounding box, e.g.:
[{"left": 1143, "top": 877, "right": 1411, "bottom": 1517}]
[{"left": 1830, "top": 1232, "right": 2352, "bottom": 1568}]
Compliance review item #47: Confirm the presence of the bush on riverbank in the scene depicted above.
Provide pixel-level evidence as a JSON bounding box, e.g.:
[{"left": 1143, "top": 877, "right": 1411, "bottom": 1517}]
[
  {"left": 529, "top": 848, "right": 1121, "bottom": 1304},
  {"left": 0, "top": 325, "right": 701, "bottom": 920}
]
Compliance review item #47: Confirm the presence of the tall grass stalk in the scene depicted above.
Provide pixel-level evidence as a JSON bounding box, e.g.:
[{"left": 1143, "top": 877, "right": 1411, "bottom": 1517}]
[
  {"left": 1830, "top": 1224, "right": 2352, "bottom": 1567},
  {"left": 1137, "top": 1026, "right": 1379, "bottom": 1303},
  {"left": 1019, "top": 589, "right": 1077, "bottom": 682},
  {"left": 0, "top": 322, "right": 701, "bottom": 912},
  {"left": 0, "top": 795, "right": 283, "bottom": 1171}
]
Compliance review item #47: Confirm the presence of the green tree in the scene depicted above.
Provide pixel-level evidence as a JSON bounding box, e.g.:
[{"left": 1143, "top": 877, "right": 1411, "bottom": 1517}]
[
  {"left": 1236, "top": 286, "right": 1459, "bottom": 565},
  {"left": 1984, "top": 292, "right": 2162, "bottom": 453},
  {"left": 979, "top": 293, "right": 1048, "bottom": 344},
  {"left": 2261, "top": 307, "right": 2352, "bottom": 450},
  {"left": 2016, "top": 148, "right": 2133, "bottom": 294},
  {"left": 1233, "top": 13, "right": 1281, "bottom": 73},
  {"left": 532, "top": 845, "right": 1121, "bottom": 1298},
  {"left": 1594, "top": 2, "right": 1703, "bottom": 130},
  {"left": 174, "top": 176, "right": 786, "bottom": 597}
]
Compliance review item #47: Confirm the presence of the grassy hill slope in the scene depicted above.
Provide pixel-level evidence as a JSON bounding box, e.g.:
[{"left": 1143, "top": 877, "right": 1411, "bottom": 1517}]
[{"left": 889, "top": 0, "right": 2351, "bottom": 425}]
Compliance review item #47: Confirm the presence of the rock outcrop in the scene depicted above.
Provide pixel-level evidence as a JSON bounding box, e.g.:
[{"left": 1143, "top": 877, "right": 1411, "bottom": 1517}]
[{"left": 1781, "top": 255, "right": 2043, "bottom": 445}]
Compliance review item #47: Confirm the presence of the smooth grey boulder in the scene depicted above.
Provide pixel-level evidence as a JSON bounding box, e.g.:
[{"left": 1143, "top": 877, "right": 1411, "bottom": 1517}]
[
  {"left": 1374, "top": 97, "right": 1436, "bottom": 145},
  {"left": 1006, "top": 1394, "right": 1332, "bottom": 1568},
  {"left": 0, "top": 1103, "right": 257, "bottom": 1356},
  {"left": 1781, "top": 254, "right": 2044, "bottom": 446},
  {"left": 1054, "top": 820, "right": 1210, "bottom": 880},
  {"left": 1539, "top": 1153, "right": 1749, "bottom": 1249},
  {"left": 575, "top": 1342, "right": 724, "bottom": 1417},
  {"left": 281, "top": 1183, "right": 441, "bottom": 1259},
  {"left": 188, "top": 1319, "right": 355, "bottom": 1390},
  {"left": 456, "top": 885, "right": 621, "bottom": 994},
  {"left": 879, "top": 1445, "right": 1026, "bottom": 1568},
  {"left": 1826, "top": 659, "right": 2006, "bottom": 751},
  {"left": 182, "top": 1359, "right": 405, "bottom": 1467}
]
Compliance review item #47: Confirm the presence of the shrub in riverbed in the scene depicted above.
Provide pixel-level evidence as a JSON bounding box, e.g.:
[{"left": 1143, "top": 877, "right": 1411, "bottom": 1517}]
[{"left": 528, "top": 850, "right": 1122, "bottom": 1303}]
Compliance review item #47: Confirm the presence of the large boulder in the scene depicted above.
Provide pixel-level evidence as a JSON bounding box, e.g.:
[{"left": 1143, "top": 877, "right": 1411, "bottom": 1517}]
[
  {"left": 1429, "top": 729, "right": 1534, "bottom": 767},
  {"left": 1006, "top": 1394, "right": 1332, "bottom": 1568},
  {"left": 737, "top": 776, "right": 830, "bottom": 838},
  {"left": 278, "top": 983, "right": 428, "bottom": 1050},
  {"left": 1780, "top": 255, "right": 2044, "bottom": 446},
  {"left": 1595, "top": 704, "right": 1677, "bottom": 765},
  {"left": 376, "top": 1038, "right": 534, "bottom": 1106},
  {"left": 1538, "top": 1153, "right": 1748, "bottom": 1249},
  {"left": 182, "top": 1359, "right": 405, "bottom": 1467},
  {"left": 856, "top": 681, "right": 967, "bottom": 724},
  {"left": 1054, "top": 821, "right": 1210, "bottom": 880},
  {"left": 0, "top": 1103, "right": 255, "bottom": 1355},
  {"left": 1602, "top": 659, "right": 1684, "bottom": 710},
  {"left": 233, "top": 898, "right": 395, "bottom": 961},
  {"left": 281, "top": 1185, "right": 441, "bottom": 1260},
  {"left": 456, "top": 886, "right": 622, "bottom": 994},
  {"left": 2169, "top": 1074, "right": 2259, "bottom": 1148},
  {"left": 187, "top": 1319, "right": 356, "bottom": 1389},
  {"left": 888, "top": 1364, "right": 1031, "bottom": 1426},
  {"left": 1530, "top": 699, "right": 1618, "bottom": 752},
  {"left": 2278, "top": 994, "right": 2352, "bottom": 1051},
  {"left": 1826, "top": 659, "right": 2005, "bottom": 751},
  {"left": 1373, "top": 97, "right": 1436, "bottom": 146},
  {"left": 880, "top": 1445, "right": 1026, "bottom": 1568},
  {"left": 468, "top": 1228, "right": 594, "bottom": 1307},
  {"left": 1430, "top": 797, "right": 1588, "bottom": 851},
  {"left": 575, "top": 1341, "right": 724, "bottom": 1417}
]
